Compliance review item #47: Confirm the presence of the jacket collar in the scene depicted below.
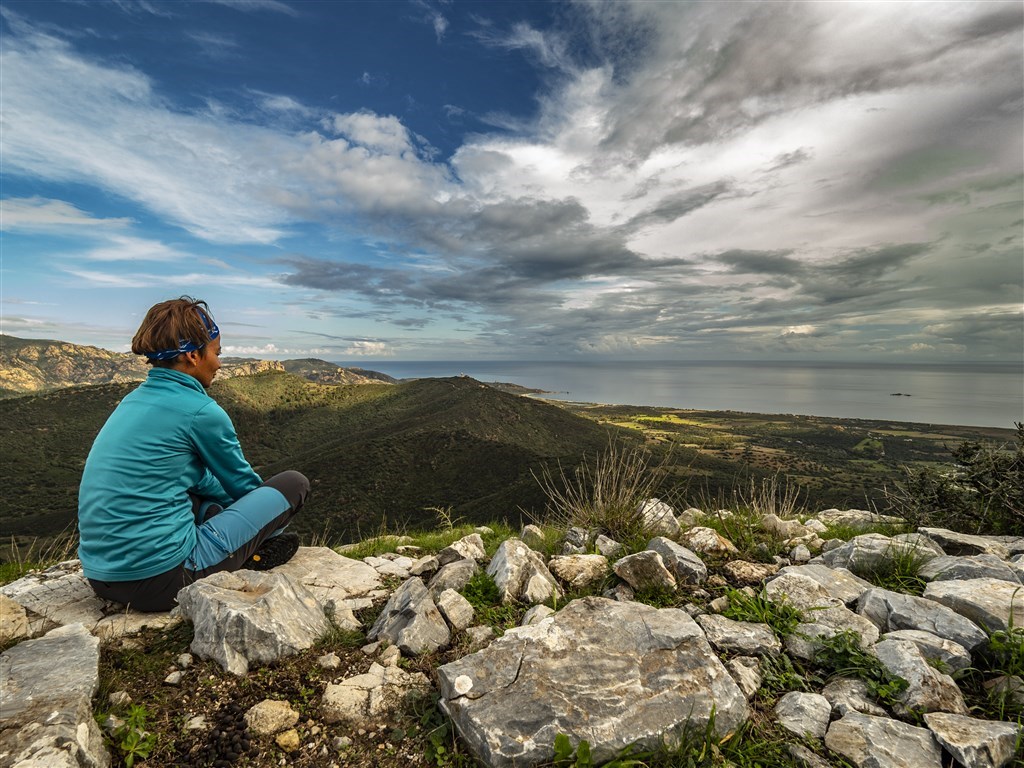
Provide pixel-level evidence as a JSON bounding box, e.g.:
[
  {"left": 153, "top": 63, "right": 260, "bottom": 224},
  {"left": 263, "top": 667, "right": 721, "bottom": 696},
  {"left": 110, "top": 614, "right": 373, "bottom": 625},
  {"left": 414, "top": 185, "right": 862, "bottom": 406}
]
[{"left": 146, "top": 366, "right": 207, "bottom": 394}]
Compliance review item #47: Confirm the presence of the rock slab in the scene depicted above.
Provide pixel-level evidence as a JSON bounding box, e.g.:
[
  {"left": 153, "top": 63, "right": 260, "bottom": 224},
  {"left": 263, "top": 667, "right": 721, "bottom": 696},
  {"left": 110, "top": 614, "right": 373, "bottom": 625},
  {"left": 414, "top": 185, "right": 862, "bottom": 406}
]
[
  {"left": 176, "top": 570, "right": 328, "bottom": 675},
  {"left": 437, "top": 597, "right": 748, "bottom": 768}
]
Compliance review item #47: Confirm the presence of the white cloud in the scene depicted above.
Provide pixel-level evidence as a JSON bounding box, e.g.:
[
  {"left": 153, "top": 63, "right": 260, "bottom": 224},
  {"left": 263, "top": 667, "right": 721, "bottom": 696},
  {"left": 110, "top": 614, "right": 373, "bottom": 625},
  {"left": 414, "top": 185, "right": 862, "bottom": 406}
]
[
  {"left": 343, "top": 341, "right": 392, "bottom": 356},
  {"left": 0, "top": 197, "right": 132, "bottom": 232}
]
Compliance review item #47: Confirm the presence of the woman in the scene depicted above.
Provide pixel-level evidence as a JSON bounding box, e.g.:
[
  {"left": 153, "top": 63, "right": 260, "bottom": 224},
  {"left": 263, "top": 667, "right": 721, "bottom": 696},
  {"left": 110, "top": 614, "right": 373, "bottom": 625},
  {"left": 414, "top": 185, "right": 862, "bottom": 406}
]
[{"left": 78, "top": 296, "right": 309, "bottom": 611}]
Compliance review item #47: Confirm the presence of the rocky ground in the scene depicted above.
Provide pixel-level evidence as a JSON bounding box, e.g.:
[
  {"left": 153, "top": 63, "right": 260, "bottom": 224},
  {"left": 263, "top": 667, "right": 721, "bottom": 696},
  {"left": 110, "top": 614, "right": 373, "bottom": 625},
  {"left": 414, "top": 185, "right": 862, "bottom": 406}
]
[{"left": 2, "top": 505, "right": 1023, "bottom": 768}]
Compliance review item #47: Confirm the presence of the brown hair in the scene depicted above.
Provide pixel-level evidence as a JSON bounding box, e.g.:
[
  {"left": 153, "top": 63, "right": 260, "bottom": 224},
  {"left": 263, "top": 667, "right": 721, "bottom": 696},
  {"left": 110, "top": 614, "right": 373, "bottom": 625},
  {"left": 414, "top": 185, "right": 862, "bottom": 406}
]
[{"left": 131, "top": 296, "right": 218, "bottom": 367}]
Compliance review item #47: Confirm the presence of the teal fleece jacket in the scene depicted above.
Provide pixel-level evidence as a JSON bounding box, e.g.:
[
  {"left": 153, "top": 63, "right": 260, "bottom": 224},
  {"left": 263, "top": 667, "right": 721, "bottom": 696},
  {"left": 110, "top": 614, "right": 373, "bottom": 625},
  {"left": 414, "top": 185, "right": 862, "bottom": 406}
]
[{"left": 78, "top": 368, "right": 262, "bottom": 581}]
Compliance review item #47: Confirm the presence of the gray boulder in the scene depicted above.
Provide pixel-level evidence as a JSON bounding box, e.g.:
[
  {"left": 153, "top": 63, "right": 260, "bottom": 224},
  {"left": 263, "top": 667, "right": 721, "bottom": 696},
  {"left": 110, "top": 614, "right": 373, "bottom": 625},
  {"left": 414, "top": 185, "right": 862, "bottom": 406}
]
[
  {"left": 438, "top": 534, "right": 487, "bottom": 566},
  {"left": 918, "top": 554, "right": 1020, "bottom": 584},
  {"left": 613, "top": 551, "right": 677, "bottom": 592},
  {"left": 923, "top": 577, "right": 1024, "bottom": 634},
  {"left": 923, "top": 711, "right": 1023, "bottom": 768},
  {"left": 774, "top": 565, "right": 873, "bottom": 605},
  {"left": 856, "top": 588, "right": 987, "bottom": 650},
  {"left": 0, "top": 623, "right": 109, "bottom": 768},
  {"left": 880, "top": 630, "right": 972, "bottom": 673},
  {"left": 825, "top": 712, "right": 943, "bottom": 768},
  {"left": 820, "top": 533, "right": 943, "bottom": 571},
  {"left": 821, "top": 678, "right": 888, "bottom": 718},
  {"left": 177, "top": 570, "right": 328, "bottom": 675},
  {"left": 436, "top": 589, "right": 475, "bottom": 632},
  {"left": 637, "top": 498, "right": 681, "bottom": 537},
  {"left": 487, "top": 539, "right": 562, "bottom": 605},
  {"left": 872, "top": 639, "right": 967, "bottom": 715},
  {"left": 647, "top": 537, "right": 707, "bottom": 585},
  {"left": 520, "top": 525, "right": 546, "bottom": 551},
  {"left": 679, "top": 527, "right": 739, "bottom": 555},
  {"left": 917, "top": 528, "right": 1021, "bottom": 558},
  {"left": 367, "top": 577, "right": 450, "bottom": 656},
  {"left": 321, "top": 662, "right": 430, "bottom": 724},
  {"left": 547, "top": 555, "right": 609, "bottom": 590},
  {"left": 815, "top": 509, "right": 905, "bottom": 529},
  {"left": 722, "top": 560, "right": 779, "bottom": 586},
  {"left": 774, "top": 692, "right": 831, "bottom": 739},
  {"left": 695, "top": 614, "right": 781, "bottom": 656},
  {"left": 427, "top": 558, "right": 479, "bottom": 600},
  {"left": 437, "top": 597, "right": 748, "bottom": 768},
  {"left": 594, "top": 535, "right": 623, "bottom": 558},
  {"left": 275, "top": 546, "right": 384, "bottom": 617}
]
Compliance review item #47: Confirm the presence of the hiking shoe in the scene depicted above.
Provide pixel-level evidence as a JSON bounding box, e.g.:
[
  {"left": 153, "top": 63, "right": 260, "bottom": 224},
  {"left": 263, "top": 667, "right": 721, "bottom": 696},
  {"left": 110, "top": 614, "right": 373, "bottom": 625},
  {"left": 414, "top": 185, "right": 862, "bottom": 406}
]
[{"left": 246, "top": 532, "right": 300, "bottom": 571}]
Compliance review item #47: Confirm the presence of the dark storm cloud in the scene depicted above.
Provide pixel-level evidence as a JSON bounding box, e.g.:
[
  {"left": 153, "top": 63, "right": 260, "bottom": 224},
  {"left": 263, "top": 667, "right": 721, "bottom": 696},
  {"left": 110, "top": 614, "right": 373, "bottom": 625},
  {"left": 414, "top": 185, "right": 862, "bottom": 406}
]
[{"left": 715, "top": 249, "right": 802, "bottom": 276}]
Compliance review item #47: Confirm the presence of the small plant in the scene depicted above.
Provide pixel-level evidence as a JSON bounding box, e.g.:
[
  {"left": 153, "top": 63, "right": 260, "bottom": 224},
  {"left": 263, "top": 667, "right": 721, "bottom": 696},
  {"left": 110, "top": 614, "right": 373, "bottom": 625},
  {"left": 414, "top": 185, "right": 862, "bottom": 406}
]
[
  {"left": 533, "top": 439, "right": 664, "bottom": 544},
  {"left": 109, "top": 704, "right": 158, "bottom": 767},
  {"left": 812, "top": 630, "right": 908, "bottom": 710},
  {"left": 721, "top": 589, "right": 805, "bottom": 638},
  {"left": 848, "top": 543, "right": 929, "bottom": 596},
  {"left": 958, "top": 591, "right": 1024, "bottom": 720},
  {"left": 698, "top": 507, "right": 787, "bottom": 563},
  {"left": 757, "top": 652, "right": 816, "bottom": 703},
  {"left": 459, "top": 571, "right": 523, "bottom": 632},
  {"left": 632, "top": 586, "right": 685, "bottom": 609},
  {"left": 548, "top": 733, "right": 647, "bottom": 767}
]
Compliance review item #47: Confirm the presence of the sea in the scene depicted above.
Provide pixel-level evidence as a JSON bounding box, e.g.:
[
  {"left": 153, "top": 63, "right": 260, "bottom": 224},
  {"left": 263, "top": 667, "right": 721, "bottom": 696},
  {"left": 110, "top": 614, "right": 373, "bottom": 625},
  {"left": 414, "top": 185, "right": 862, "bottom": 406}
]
[{"left": 333, "top": 360, "right": 1023, "bottom": 430}]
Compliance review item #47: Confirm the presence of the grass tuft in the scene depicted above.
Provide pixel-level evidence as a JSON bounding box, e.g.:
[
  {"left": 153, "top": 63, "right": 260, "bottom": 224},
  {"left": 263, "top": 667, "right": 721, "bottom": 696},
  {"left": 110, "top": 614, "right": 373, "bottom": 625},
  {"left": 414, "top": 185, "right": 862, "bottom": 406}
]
[{"left": 721, "top": 588, "right": 805, "bottom": 638}]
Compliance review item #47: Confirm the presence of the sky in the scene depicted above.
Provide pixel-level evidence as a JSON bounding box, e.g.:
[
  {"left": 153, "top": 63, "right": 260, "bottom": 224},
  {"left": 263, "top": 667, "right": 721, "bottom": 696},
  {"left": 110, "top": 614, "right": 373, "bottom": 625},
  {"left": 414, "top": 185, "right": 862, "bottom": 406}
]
[{"left": 2, "top": 0, "right": 1022, "bottom": 363}]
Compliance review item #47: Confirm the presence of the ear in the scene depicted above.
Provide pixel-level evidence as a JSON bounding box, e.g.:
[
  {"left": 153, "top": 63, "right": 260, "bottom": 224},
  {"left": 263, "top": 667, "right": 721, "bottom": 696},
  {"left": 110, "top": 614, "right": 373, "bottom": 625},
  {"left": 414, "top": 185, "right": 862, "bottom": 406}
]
[{"left": 180, "top": 349, "right": 202, "bottom": 367}]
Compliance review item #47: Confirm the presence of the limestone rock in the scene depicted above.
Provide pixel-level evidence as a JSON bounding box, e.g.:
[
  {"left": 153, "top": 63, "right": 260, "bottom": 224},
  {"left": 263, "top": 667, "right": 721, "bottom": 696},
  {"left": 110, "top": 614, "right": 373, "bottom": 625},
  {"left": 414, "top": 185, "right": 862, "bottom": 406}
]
[
  {"left": 881, "top": 630, "right": 972, "bottom": 673},
  {"left": 367, "top": 578, "right": 450, "bottom": 656},
  {"left": 436, "top": 589, "right": 475, "bottom": 632},
  {"left": 722, "top": 560, "right": 778, "bottom": 586},
  {"left": 923, "top": 577, "right": 1024, "bottom": 634},
  {"left": 177, "top": 570, "right": 328, "bottom": 675},
  {"left": 464, "top": 625, "right": 496, "bottom": 652},
  {"left": 0, "top": 623, "right": 109, "bottom": 768},
  {"left": 917, "top": 528, "right": 1021, "bottom": 558},
  {"left": 521, "top": 605, "right": 554, "bottom": 626},
  {"left": 427, "top": 558, "right": 480, "bottom": 599},
  {"left": 679, "top": 527, "right": 739, "bottom": 555},
  {"left": 821, "top": 678, "right": 888, "bottom": 717},
  {"left": 774, "top": 565, "right": 873, "bottom": 605},
  {"left": 409, "top": 555, "right": 439, "bottom": 577},
  {"left": 762, "top": 514, "right": 813, "bottom": 539},
  {"left": 815, "top": 509, "right": 905, "bottom": 529},
  {"left": 695, "top": 614, "right": 781, "bottom": 656},
  {"left": 0, "top": 560, "right": 179, "bottom": 640},
  {"left": 486, "top": 539, "right": 562, "bottom": 605},
  {"left": 244, "top": 700, "right": 300, "bottom": 736},
  {"left": 923, "top": 712, "right": 1022, "bottom": 768},
  {"left": 872, "top": 639, "right": 967, "bottom": 715},
  {"left": 637, "top": 498, "right": 681, "bottom": 537},
  {"left": 594, "top": 535, "right": 623, "bottom": 558},
  {"left": 726, "top": 656, "right": 762, "bottom": 700},
  {"left": 856, "top": 587, "right": 987, "bottom": 650},
  {"left": 364, "top": 555, "right": 412, "bottom": 579},
  {"left": 647, "top": 537, "right": 707, "bottom": 585},
  {"left": 791, "top": 544, "right": 812, "bottom": 563},
  {"left": 0, "top": 595, "right": 29, "bottom": 644},
  {"left": 547, "top": 555, "right": 609, "bottom": 590},
  {"left": 763, "top": 572, "right": 878, "bottom": 653},
  {"left": 820, "top": 533, "right": 942, "bottom": 571},
  {"left": 774, "top": 692, "right": 831, "bottom": 739},
  {"left": 275, "top": 546, "right": 383, "bottom": 621},
  {"left": 321, "top": 662, "right": 430, "bottom": 724},
  {"left": 825, "top": 712, "right": 942, "bottom": 768},
  {"left": 275, "top": 729, "right": 300, "bottom": 752},
  {"left": 612, "top": 551, "right": 677, "bottom": 592},
  {"left": 438, "top": 534, "right": 486, "bottom": 566},
  {"left": 520, "top": 525, "right": 546, "bottom": 551},
  {"left": 918, "top": 554, "right": 1020, "bottom": 584},
  {"left": 437, "top": 597, "right": 748, "bottom": 768}
]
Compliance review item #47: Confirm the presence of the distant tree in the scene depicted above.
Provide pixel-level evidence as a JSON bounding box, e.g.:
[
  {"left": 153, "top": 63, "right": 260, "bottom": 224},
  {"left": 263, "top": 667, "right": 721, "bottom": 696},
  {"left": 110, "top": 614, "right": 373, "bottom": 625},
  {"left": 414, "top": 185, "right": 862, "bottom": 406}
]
[{"left": 886, "top": 423, "right": 1023, "bottom": 536}]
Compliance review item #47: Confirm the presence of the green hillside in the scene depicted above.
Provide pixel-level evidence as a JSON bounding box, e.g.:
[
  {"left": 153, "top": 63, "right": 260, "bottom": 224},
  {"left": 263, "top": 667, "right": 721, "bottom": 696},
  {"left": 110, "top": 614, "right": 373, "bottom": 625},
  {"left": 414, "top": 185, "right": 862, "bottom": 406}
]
[{"left": 0, "top": 373, "right": 615, "bottom": 543}]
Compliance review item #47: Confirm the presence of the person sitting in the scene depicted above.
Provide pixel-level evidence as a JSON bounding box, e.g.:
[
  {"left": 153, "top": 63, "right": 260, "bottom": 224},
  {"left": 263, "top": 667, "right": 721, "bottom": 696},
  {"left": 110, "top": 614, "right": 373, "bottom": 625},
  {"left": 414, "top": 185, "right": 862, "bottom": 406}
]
[{"left": 78, "top": 296, "right": 309, "bottom": 612}]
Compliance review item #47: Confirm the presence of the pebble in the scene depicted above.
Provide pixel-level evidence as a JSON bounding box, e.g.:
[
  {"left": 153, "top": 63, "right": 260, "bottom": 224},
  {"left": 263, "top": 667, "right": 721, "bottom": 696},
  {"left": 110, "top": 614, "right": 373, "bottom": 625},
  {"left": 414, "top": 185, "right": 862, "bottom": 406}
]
[
  {"left": 108, "top": 691, "right": 132, "bottom": 707},
  {"left": 318, "top": 652, "right": 341, "bottom": 669},
  {"left": 176, "top": 653, "right": 194, "bottom": 668},
  {"left": 164, "top": 671, "right": 184, "bottom": 685},
  {"left": 332, "top": 736, "right": 352, "bottom": 749},
  {"left": 275, "top": 728, "right": 300, "bottom": 752}
]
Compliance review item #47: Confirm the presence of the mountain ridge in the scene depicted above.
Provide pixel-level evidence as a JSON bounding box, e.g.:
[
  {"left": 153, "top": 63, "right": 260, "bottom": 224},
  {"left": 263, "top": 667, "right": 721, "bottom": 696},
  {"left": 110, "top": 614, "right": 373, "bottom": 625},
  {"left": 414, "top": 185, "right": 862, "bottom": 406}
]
[{"left": 0, "top": 335, "right": 394, "bottom": 397}]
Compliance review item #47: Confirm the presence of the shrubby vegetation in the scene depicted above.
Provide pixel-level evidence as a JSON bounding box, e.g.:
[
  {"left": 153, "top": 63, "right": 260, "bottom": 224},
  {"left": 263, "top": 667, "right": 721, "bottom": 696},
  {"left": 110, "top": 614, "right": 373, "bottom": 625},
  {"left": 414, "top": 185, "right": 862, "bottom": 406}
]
[{"left": 885, "top": 422, "right": 1024, "bottom": 536}]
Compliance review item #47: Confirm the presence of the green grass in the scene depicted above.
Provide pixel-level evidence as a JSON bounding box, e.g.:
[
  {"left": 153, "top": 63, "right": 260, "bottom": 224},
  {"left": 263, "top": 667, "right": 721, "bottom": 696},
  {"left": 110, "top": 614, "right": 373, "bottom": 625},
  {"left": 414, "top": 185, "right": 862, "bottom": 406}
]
[
  {"left": 721, "top": 589, "right": 805, "bottom": 638},
  {"left": 458, "top": 571, "right": 525, "bottom": 632},
  {"left": 847, "top": 543, "right": 929, "bottom": 596},
  {"left": 811, "top": 630, "right": 908, "bottom": 710}
]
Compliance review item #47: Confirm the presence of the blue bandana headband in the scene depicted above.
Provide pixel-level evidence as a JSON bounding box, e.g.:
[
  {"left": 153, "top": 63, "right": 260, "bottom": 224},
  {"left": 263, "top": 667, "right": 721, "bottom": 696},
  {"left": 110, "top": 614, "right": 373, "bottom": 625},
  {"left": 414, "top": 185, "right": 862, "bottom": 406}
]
[{"left": 144, "top": 309, "right": 220, "bottom": 361}]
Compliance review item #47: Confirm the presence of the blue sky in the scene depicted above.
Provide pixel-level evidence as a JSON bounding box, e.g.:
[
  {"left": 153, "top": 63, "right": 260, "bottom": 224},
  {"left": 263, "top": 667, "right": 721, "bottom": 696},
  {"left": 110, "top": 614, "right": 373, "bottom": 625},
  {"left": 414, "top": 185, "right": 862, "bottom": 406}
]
[{"left": 2, "top": 0, "right": 1022, "bottom": 363}]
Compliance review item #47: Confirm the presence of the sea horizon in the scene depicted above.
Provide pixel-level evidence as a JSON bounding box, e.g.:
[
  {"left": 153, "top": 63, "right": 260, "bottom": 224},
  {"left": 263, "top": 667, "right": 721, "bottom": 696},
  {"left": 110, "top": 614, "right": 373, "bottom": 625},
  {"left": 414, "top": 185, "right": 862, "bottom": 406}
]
[{"left": 333, "top": 359, "right": 1023, "bottom": 430}]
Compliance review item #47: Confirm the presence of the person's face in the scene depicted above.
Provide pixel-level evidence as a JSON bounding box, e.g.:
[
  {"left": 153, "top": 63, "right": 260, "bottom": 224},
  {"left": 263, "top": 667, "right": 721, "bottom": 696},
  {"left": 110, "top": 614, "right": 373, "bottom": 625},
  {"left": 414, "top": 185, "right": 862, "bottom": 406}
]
[{"left": 179, "top": 337, "right": 222, "bottom": 388}]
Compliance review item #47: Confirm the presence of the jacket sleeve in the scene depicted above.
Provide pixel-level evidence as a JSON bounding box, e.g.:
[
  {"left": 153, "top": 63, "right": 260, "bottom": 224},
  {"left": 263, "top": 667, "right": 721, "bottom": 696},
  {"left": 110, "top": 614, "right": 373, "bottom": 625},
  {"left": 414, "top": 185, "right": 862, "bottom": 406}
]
[
  {"left": 189, "top": 468, "right": 233, "bottom": 506},
  {"left": 190, "top": 401, "right": 263, "bottom": 502}
]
